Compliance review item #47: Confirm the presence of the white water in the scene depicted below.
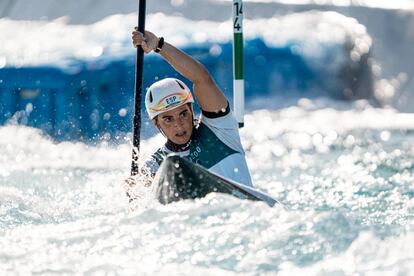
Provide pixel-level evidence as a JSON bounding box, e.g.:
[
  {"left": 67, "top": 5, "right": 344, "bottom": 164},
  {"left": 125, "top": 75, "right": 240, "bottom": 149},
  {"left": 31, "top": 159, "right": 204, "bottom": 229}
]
[
  {"left": 1, "top": 1, "right": 414, "bottom": 274},
  {"left": 0, "top": 11, "right": 369, "bottom": 69},
  {"left": 1, "top": 99, "right": 414, "bottom": 274}
]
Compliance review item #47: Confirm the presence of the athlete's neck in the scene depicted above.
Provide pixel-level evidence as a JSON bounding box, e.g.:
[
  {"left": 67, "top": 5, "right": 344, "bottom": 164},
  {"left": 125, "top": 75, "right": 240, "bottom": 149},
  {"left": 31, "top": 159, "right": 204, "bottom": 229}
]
[{"left": 165, "top": 139, "right": 191, "bottom": 152}]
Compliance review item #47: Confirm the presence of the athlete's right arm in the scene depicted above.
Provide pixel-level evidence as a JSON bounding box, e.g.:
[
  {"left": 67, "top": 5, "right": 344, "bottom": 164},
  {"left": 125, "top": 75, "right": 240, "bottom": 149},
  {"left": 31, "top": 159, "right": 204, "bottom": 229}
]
[
  {"left": 123, "top": 158, "right": 157, "bottom": 202},
  {"left": 123, "top": 177, "right": 140, "bottom": 203},
  {"left": 131, "top": 29, "right": 228, "bottom": 114}
]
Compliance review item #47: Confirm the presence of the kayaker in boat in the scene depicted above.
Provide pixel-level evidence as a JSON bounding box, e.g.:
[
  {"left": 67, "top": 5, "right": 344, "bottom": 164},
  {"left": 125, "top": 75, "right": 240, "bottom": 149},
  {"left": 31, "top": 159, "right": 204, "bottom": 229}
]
[{"left": 126, "top": 28, "right": 252, "bottom": 198}]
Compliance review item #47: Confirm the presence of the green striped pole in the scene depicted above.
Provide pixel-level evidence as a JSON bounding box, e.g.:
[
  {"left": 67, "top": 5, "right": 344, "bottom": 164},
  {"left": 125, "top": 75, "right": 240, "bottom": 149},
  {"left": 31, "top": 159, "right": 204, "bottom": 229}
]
[{"left": 233, "top": 0, "right": 244, "bottom": 128}]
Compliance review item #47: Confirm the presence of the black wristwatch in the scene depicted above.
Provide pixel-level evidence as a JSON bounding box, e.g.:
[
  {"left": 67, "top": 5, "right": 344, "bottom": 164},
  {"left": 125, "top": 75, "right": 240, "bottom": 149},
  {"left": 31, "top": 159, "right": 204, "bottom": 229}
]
[{"left": 154, "top": 37, "right": 164, "bottom": 53}]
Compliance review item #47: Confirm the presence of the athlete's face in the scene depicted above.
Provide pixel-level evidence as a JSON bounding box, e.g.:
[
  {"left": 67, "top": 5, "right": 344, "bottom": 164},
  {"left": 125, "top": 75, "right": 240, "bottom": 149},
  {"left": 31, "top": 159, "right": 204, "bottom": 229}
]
[{"left": 155, "top": 104, "right": 193, "bottom": 145}]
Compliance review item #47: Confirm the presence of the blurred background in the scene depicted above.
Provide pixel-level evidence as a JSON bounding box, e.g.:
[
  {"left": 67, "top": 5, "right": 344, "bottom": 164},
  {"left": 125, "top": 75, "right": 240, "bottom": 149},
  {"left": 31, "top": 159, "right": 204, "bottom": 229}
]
[{"left": 1, "top": 0, "right": 413, "bottom": 141}]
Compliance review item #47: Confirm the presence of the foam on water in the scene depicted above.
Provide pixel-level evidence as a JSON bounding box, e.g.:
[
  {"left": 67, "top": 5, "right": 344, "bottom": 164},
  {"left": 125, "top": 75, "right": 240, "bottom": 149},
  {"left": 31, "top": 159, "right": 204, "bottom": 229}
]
[
  {"left": 1, "top": 99, "right": 413, "bottom": 274},
  {"left": 0, "top": 11, "right": 368, "bottom": 69}
]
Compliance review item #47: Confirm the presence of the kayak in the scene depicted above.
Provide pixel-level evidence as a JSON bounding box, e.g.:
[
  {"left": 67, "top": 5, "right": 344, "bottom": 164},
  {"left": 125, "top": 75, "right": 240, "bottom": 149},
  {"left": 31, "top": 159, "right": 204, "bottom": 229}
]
[{"left": 152, "top": 155, "right": 278, "bottom": 207}]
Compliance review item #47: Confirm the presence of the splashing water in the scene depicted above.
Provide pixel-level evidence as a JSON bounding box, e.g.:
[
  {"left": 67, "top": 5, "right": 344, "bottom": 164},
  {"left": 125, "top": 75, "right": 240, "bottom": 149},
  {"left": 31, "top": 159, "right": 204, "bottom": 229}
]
[{"left": 1, "top": 98, "right": 414, "bottom": 275}]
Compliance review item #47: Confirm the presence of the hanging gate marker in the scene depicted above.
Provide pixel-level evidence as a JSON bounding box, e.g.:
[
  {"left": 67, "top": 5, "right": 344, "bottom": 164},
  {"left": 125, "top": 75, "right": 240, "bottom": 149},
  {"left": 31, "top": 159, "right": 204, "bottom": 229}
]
[{"left": 233, "top": 0, "right": 245, "bottom": 128}]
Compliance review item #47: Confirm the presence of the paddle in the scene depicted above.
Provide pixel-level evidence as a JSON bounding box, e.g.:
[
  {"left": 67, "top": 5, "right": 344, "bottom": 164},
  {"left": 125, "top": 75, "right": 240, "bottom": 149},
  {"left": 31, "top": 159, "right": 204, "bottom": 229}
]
[{"left": 130, "top": 0, "right": 146, "bottom": 176}]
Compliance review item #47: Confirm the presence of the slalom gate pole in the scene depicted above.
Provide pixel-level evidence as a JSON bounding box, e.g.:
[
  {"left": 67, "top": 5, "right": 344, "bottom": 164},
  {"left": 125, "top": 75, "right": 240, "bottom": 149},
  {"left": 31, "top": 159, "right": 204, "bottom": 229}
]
[
  {"left": 130, "top": 0, "right": 146, "bottom": 176},
  {"left": 232, "top": 0, "right": 245, "bottom": 128}
]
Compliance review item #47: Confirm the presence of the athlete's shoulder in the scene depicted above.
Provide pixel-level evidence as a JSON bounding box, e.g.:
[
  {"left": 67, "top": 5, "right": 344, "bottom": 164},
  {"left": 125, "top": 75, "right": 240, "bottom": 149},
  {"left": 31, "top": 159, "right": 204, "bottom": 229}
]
[{"left": 200, "top": 103, "right": 239, "bottom": 130}]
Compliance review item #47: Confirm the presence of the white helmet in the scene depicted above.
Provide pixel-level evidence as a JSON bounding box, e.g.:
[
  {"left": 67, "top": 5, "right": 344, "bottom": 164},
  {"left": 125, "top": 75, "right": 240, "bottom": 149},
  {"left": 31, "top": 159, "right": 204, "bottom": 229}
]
[{"left": 145, "top": 78, "right": 194, "bottom": 120}]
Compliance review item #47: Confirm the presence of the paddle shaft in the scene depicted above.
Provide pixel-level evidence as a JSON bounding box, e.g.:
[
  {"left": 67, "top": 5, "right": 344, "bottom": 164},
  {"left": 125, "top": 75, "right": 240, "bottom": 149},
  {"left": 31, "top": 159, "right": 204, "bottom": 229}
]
[{"left": 131, "top": 0, "right": 146, "bottom": 176}]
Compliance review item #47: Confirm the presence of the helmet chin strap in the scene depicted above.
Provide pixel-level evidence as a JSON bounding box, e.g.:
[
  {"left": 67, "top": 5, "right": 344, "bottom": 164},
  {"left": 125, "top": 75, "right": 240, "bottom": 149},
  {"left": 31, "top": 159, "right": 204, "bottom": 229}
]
[
  {"left": 189, "top": 103, "right": 197, "bottom": 127},
  {"left": 158, "top": 126, "right": 167, "bottom": 138}
]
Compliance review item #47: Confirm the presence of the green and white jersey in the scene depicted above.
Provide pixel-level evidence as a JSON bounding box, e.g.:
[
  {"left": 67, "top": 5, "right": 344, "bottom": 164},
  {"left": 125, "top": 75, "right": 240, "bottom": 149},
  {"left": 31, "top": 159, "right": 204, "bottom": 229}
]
[{"left": 143, "top": 108, "right": 253, "bottom": 187}]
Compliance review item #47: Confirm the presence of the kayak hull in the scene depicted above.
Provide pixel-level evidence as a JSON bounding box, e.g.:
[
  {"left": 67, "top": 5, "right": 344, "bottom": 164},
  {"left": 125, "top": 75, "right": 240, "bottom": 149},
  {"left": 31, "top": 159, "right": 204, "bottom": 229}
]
[{"left": 152, "top": 155, "right": 278, "bottom": 207}]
